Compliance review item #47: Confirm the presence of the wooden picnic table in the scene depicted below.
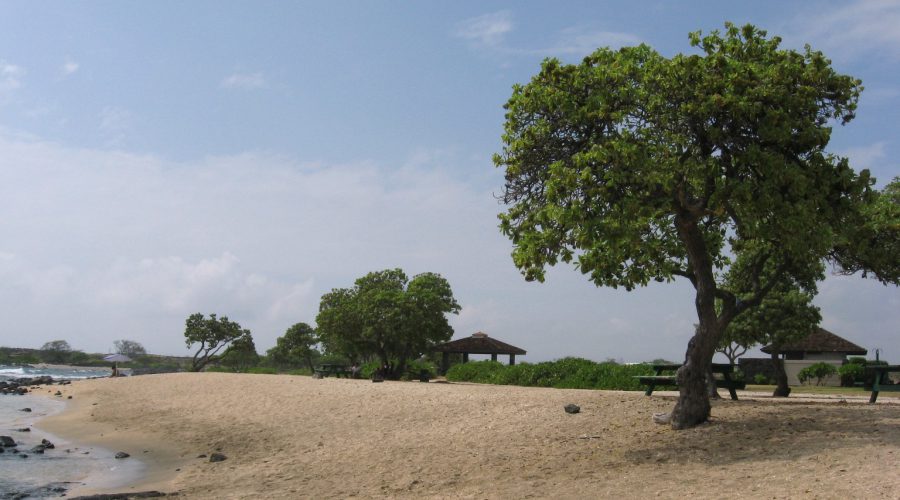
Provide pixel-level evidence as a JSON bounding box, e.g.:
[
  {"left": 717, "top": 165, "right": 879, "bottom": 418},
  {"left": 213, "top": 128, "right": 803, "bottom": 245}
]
[
  {"left": 636, "top": 363, "right": 746, "bottom": 400},
  {"left": 866, "top": 365, "right": 900, "bottom": 403}
]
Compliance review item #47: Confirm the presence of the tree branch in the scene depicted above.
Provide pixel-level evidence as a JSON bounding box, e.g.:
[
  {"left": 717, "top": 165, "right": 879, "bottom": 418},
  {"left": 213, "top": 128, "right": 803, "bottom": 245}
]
[{"left": 672, "top": 268, "right": 697, "bottom": 287}]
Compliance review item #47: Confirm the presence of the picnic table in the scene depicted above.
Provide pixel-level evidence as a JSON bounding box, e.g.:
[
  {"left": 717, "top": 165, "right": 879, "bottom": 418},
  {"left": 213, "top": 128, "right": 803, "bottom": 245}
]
[
  {"left": 636, "top": 363, "right": 746, "bottom": 400},
  {"left": 867, "top": 365, "right": 900, "bottom": 403},
  {"left": 314, "top": 363, "right": 352, "bottom": 378}
]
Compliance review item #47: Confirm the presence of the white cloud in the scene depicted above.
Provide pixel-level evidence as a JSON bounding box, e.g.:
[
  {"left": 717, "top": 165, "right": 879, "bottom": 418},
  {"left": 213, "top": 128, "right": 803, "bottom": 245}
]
[
  {"left": 454, "top": 13, "right": 640, "bottom": 59},
  {"left": 220, "top": 72, "right": 267, "bottom": 89},
  {"left": 455, "top": 11, "right": 513, "bottom": 47},
  {"left": 0, "top": 60, "right": 24, "bottom": 98},
  {"left": 0, "top": 133, "right": 895, "bottom": 361},
  {"left": 789, "top": 0, "right": 900, "bottom": 60},
  {"left": 61, "top": 59, "right": 79, "bottom": 76}
]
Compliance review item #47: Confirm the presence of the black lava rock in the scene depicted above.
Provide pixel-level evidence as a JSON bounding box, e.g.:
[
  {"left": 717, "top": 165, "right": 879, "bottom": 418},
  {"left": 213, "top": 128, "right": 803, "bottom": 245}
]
[
  {"left": 564, "top": 403, "right": 581, "bottom": 414},
  {"left": 115, "top": 451, "right": 130, "bottom": 459},
  {"left": 209, "top": 452, "right": 227, "bottom": 463}
]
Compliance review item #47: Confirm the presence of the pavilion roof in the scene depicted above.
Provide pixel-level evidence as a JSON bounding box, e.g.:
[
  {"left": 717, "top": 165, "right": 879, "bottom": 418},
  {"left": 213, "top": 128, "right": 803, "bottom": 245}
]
[
  {"left": 761, "top": 327, "right": 867, "bottom": 355},
  {"left": 433, "top": 332, "right": 526, "bottom": 355}
]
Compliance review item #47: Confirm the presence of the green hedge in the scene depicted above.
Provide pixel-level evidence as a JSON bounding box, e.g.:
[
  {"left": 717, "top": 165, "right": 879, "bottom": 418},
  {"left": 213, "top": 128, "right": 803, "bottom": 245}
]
[{"left": 445, "top": 358, "right": 655, "bottom": 391}]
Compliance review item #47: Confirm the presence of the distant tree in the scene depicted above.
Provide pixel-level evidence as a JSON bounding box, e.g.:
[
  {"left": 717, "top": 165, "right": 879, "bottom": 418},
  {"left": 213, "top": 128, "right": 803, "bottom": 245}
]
[
  {"left": 724, "top": 283, "right": 821, "bottom": 397},
  {"left": 494, "top": 23, "right": 898, "bottom": 428},
  {"left": 219, "top": 332, "right": 259, "bottom": 372},
  {"left": 183, "top": 313, "right": 250, "bottom": 372},
  {"left": 114, "top": 339, "right": 147, "bottom": 358},
  {"left": 267, "top": 322, "right": 320, "bottom": 370},
  {"left": 316, "top": 269, "right": 460, "bottom": 379},
  {"left": 715, "top": 342, "right": 748, "bottom": 367},
  {"left": 40, "top": 340, "right": 72, "bottom": 363}
]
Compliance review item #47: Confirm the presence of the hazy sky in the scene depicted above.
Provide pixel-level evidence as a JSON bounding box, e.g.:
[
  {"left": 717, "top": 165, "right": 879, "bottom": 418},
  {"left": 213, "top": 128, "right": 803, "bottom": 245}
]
[{"left": 0, "top": 1, "right": 897, "bottom": 362}]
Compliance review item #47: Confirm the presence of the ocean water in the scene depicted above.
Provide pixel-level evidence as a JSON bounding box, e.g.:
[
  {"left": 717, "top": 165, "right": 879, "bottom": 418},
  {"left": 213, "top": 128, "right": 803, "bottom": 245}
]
[
  {"left": 1, "top": 365, "right": 143, "bottom": 498},
  {"left": 0, "top": 365, "right": 112, "bottom": 382}
]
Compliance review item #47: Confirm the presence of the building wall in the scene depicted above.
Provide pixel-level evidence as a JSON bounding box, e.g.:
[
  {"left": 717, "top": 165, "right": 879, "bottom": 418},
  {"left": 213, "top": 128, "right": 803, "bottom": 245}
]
[{"left": 784, "top": 359, "right": 842, "bottom": 387}]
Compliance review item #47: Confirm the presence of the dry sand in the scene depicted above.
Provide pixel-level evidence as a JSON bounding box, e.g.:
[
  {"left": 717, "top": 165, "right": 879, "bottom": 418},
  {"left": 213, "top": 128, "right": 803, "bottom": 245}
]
[{"left": 36, "top": 373, "right": 900, "bottom": 499}]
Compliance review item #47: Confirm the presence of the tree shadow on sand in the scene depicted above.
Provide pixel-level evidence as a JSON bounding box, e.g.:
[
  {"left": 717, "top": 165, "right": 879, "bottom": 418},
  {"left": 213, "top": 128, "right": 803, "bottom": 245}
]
[{"left": 622, "top": 400, "right": 900, "bottom": 466}]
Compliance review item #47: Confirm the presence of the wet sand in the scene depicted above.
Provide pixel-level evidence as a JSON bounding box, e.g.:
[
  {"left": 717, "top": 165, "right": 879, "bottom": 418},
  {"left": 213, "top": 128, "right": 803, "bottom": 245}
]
[{"left": 38, "top": 373, "right": 900, "bottom": 499}]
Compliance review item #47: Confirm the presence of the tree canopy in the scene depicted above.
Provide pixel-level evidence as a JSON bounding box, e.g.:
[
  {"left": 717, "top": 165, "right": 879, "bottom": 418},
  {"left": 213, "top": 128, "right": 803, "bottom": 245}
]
[
  {"left": 40, "top": 340, "right": 73, "bottom": 364},
  {"left": 316, "top": 269, "right": 460, "bottom": 378},
  {"left": 184, "top": 313, "right": 251, "bottom": 372},
  {"left": 495, "top": 23, "right": 898, "bottom": 429},
  {"left": 267, "top": 322, "right": 320, "bottom": 370},
  {"left": 219, "top": 332, "right": 260, "bottom": 371},
  {"left": 114, "top": 339, "right": 147, "bottom": 358}
]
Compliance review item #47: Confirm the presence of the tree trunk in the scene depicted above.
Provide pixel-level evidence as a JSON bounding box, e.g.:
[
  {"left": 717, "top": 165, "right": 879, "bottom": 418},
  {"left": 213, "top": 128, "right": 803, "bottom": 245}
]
[
  {"left": 671, "top": 212, "right": 724, "bottom": 429},
  {"left": 771, "top": 352, "right": 791, "bottom": 397},
  {"left": 671, "top": 329, "right": 718, "bottom": 429}
]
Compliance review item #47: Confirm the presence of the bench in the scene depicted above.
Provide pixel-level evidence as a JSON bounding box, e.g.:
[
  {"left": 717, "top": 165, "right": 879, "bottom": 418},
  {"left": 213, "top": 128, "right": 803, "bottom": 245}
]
[
  {"left": 867, "top": 365, "right": 900, "bottom": 403},
  {"left": 636, "top": 363, "right": 746, "bottom": 400}
]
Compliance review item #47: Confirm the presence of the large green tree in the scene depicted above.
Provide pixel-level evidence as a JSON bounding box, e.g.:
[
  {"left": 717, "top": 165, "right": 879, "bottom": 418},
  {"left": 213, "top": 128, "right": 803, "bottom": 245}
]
[
  {"left": 267, "top": 322, "right": 320, "bottom": 371},
  {"left": 495, "top": 23, "right": 898, "bottom": 429},
  {"left": 184, "top": 313, "right": 250, "bottom": 372},
  {"left": 316, "top": 269, "right": 460, "bottom": 379}
]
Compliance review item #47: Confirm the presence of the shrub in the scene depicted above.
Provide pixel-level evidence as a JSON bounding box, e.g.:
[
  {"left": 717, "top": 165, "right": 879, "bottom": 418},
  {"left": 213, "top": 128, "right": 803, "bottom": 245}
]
[
  {"left": 445, "top": 359, "right": 655, "bottom": 391},
  {"left": 360, "top": 360, "right": 380, "bottom": 379},
  {"left": 753, "top": 373, "right": 770, "bottom": 385},
  {"left": 838, "top": 362, "right": 865, "bottom": 386},
  {"left": 797, "top": 362, "right": 838, "bottom": 386},
  {"left": 446, "top": 360, "right": 506, "bottom": 383},
  {"left": 404, "top": 359, "right": 438, "bottom": 381}
]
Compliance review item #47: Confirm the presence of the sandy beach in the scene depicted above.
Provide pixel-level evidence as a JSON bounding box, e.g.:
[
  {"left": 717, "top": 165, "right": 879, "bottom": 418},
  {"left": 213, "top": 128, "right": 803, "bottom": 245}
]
[{"left": 36, "top": 373, "right": 900, "bottom": 499}]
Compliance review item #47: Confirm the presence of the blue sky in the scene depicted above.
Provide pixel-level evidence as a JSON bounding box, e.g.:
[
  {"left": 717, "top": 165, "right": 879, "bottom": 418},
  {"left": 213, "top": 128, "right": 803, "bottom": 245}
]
[{"left": 0, "top": 1, "right": 897, "bottom": 362}]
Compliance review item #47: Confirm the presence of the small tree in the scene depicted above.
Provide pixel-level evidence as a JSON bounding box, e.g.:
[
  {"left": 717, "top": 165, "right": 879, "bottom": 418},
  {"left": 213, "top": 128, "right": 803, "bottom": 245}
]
[
  {"left": 797, "top": 362, "right": 838, "bottom": 386},
  {"left": 40, "top": 340, "right": 72, "bottom": 364},
  {"left": 184, "top": 313, "right": 250, "bottom": 372},
  {"left": 219, "top": 333, "right": 259, "bottom": 372},
  {"left": 725, "top": 283, "right": 821, "bottom": 397},
  {"left": 113, "top": 339, "right": 147, "bottom": 358},
  {"left": 268, "top": 322, "right": 320, "bottom": 370},
  {"left": 716, "top": 341, "right": 748, "bottom": 367}
]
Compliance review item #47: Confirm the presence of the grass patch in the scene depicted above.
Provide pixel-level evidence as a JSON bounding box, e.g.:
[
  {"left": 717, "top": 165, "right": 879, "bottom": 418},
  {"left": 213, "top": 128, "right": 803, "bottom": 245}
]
[{"left": 745, "top": 384, "right": 899, "bottom": 398}]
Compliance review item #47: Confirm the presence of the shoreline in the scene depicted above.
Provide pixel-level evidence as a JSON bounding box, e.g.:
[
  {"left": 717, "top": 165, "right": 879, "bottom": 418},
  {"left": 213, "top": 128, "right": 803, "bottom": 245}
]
[
  {"left": 35, "top": 379, "right": 185, "bottom": 497},
  {"left": 30, "top": 373, "right": 900, "bottom": 498}
]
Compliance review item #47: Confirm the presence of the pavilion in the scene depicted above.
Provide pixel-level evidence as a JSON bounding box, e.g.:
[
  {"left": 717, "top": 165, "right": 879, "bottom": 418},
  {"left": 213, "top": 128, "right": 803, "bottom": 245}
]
[
  {"left": 760, "top": 327, "right": 867, "bottom": 360},
  {"left": 433, "top": 332, "right": 526, "bottom": 375}
]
